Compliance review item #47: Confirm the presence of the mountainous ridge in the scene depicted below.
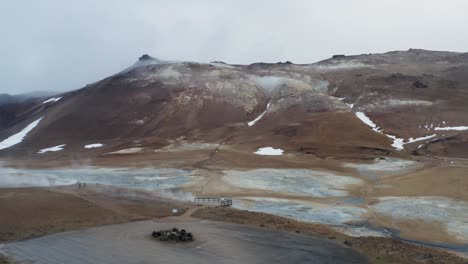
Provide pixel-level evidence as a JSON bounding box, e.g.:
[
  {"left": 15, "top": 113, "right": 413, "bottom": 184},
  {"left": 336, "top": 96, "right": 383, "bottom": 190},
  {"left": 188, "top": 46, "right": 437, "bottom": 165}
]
[{"left": 1, "top": 49, "right": 467, "bottom": 159}]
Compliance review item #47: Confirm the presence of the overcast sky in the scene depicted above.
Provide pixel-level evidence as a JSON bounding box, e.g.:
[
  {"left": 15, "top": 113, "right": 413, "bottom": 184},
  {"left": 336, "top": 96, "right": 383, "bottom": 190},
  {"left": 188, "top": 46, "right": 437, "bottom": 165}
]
[{"left": 1, "top": 0, "right": 468, "bottom": 95}]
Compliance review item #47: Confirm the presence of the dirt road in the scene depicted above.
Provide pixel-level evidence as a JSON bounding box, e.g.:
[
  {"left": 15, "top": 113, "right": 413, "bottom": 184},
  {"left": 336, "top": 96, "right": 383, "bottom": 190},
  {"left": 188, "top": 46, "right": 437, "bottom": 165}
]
[{"left": 1, "top": 219, "right": 369, "bottom": 264}]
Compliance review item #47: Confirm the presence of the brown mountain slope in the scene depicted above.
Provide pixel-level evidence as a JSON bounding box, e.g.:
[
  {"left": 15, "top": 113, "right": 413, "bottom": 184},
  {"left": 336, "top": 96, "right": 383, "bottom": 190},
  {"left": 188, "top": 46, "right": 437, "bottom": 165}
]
[{"left": 0, "top": 50, "right": 467, "bottom": 159}]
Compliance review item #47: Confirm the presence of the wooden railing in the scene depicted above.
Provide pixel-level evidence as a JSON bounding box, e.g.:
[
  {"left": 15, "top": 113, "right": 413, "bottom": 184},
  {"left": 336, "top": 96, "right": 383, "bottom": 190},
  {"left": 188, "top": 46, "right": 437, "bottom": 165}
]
[{"left": 194, "top": 197, "right": 232, "bottom": 207}]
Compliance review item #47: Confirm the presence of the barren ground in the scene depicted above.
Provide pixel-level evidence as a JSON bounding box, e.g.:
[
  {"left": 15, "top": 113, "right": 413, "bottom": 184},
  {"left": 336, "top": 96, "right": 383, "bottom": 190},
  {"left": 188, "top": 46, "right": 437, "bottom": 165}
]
[{"left": 0, "top": 185, "right": 467, "bottom": 264}]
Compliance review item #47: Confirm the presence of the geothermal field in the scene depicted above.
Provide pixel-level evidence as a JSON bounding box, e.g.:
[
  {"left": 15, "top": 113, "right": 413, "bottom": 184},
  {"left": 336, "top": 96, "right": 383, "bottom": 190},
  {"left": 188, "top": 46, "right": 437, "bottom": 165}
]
[{"left": 2, "top": 47, "right": 468, "bottom": 264}]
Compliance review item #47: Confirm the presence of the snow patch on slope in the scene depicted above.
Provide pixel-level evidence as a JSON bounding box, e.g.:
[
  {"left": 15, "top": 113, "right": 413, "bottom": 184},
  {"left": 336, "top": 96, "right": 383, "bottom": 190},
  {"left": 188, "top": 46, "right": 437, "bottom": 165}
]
[
  {"left": 248, "top": 103, "right": 271, "bottom": 126},
  {"left": 435, "top": 126, "right": 468, "bottom": 131},
  {"left": 355, "top": 112, "right": 435, "bottom": 151},
  {"left": 42, "top": 97, "right": 62, "bottom": 104},
  {"left": 38, "top": 144, "right": 66, "bottom": 154},
  {"left": 254, "top": 147, "right": 283, "bottom": 155},
  {"left": 0, "top": 117, "right": 43, "bottom": 150},
  {"left": 407, "top": 134, "right": 436, "bottom": 144},
  {"left": 84, "top": 143, "right": 104, "bottom": 149},
  {"left": 355, "top": 112, "right": 382, "bottom": 133},
  {"left": 385, "top": 135, "right": 404, "bottom": 150}
]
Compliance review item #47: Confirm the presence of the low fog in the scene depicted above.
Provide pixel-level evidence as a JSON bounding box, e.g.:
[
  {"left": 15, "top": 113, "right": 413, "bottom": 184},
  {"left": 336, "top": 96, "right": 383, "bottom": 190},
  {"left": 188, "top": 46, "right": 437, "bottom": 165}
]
[
  {"left": 1, "top": 0, "right": 468, "bottom": 94},
  {"left": 0, "top": 166, "right": 197, "bottom": 201}
]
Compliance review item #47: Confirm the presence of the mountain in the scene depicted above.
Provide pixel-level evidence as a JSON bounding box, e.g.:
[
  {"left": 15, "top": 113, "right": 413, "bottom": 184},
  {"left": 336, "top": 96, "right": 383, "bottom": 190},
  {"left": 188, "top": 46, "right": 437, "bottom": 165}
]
[
  {"left": 0, "top": 94, "right": 16, "bottom": 106},
  {"left": 1, "top": 50, "right": 467, "bottom": 159},
  {"left": 0, "top": 91, "right": 58, "bottom": 106}
]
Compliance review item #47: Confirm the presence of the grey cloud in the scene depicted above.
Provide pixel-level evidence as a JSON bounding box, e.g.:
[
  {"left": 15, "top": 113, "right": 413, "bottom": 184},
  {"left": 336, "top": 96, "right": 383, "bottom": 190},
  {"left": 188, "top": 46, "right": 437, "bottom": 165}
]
[{"left": 1, "top": 0, "right": 468, "bottom": 94}]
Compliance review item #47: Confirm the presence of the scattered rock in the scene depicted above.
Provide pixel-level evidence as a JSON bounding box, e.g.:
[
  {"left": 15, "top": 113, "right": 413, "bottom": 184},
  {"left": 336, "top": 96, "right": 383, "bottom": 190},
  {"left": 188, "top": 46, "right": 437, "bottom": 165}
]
[
  {"left": 138, "top": 54, "right": 153, "bottom": 61},
  {"left": 332, "top": 54, "right": 346, "bottom": 59},
  {"left": 413, "top": 80, "right": 428, "bottom": 88}
]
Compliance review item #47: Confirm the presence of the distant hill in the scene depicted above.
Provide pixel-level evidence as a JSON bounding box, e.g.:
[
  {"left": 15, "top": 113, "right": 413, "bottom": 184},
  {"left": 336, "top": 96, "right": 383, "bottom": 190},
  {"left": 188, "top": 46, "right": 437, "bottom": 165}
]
[
  {"left": 0, "top": 49, "right": 467, "bottom": 159},
  {"left": 0, "top": 91, "right": 58, "bottom": 106}
]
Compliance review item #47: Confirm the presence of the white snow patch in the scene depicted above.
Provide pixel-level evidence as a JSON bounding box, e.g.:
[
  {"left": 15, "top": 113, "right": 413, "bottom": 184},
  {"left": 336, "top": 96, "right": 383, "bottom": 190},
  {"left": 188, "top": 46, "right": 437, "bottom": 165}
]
[
  {"left": 355, "top": 113, "right": 403, "bottom": 150},
  {"left": 435, "top": 126, "right": 468, "bottom": 131},
  {"left": 38, "top": 144, "right": 66, "bottom": 154},
  {"left": 406, "top": 134, "right": 436, "bottom": 144},
  {"left": 355, "top": 112, "right": 382, "bottom": 133},
  {"left": 385, "top": 135, "right": 404, "bottom": 150},
  {"left": 84, "top": 143, "right": 104, "bottom": 149},
  {"left": 248, "top": 103, "right": 271, "bottom": 126},
  {"left": 42, "top": 97, "right": 62, "bottom": 104},
  {"left": 254, "top": 147, "right": 283, "bottom": 155},
  {"left": 355, "top": 112, "right": 435, "bottom": 151},
  {"left": 0, "top": 117, "right": 43, "bottom": 150}
]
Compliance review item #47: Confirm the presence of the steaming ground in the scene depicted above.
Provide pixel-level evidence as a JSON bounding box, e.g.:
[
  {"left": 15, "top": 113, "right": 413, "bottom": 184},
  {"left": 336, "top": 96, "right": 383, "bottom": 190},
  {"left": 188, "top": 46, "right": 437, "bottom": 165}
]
[
  {"left": 1, "top": 184, "right": 465, "bottom": 264},
  {"left": 0, "top": 167, "right": 196, "bottom": 191},
  {"left": 1, "top": 154, "right": 468, "bottom": 255}
]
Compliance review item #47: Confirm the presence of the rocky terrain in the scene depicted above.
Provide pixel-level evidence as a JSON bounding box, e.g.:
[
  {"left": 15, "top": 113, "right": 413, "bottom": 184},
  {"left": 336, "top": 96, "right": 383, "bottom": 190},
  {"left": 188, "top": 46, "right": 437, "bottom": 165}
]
[
  {"left": 1, "top": 49, "right": 468, "bottom": 263},
  {"left": 1, "top": 49, "right": 467, "bottom": 159}
]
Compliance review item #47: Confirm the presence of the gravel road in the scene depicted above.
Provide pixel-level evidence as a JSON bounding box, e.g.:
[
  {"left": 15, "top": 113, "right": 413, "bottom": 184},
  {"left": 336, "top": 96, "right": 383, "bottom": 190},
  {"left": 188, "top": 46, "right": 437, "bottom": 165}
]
[{"left": 1, "top": 219, "right": 369, "bottom": 264}]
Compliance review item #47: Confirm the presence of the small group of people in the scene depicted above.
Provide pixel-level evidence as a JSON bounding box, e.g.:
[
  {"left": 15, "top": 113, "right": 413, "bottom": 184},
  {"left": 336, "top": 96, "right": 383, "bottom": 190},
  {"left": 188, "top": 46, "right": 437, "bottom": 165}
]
[{"left": 77, "top": 181, "right": 86, "bottom": 189}]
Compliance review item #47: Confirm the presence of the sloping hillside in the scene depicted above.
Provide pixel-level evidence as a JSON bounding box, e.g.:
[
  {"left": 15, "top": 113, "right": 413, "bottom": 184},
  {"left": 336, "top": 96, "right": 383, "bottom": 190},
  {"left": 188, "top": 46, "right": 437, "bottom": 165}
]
[{"left": 1, "top": 50, "right": 467, "bottom": 159}]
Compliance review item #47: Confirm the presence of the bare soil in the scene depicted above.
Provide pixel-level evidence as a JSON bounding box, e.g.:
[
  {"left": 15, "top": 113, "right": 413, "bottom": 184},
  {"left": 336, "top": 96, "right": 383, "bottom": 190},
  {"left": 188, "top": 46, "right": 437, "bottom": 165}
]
[
  {"left": 0, "top": 186, "right": 467, "bottom": 264},
  {"left": 0, "top": 186, "right": 188, "bottom": 242},
  {"left": 193, "top": 207, "right": 468, "bottom": 264}
]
